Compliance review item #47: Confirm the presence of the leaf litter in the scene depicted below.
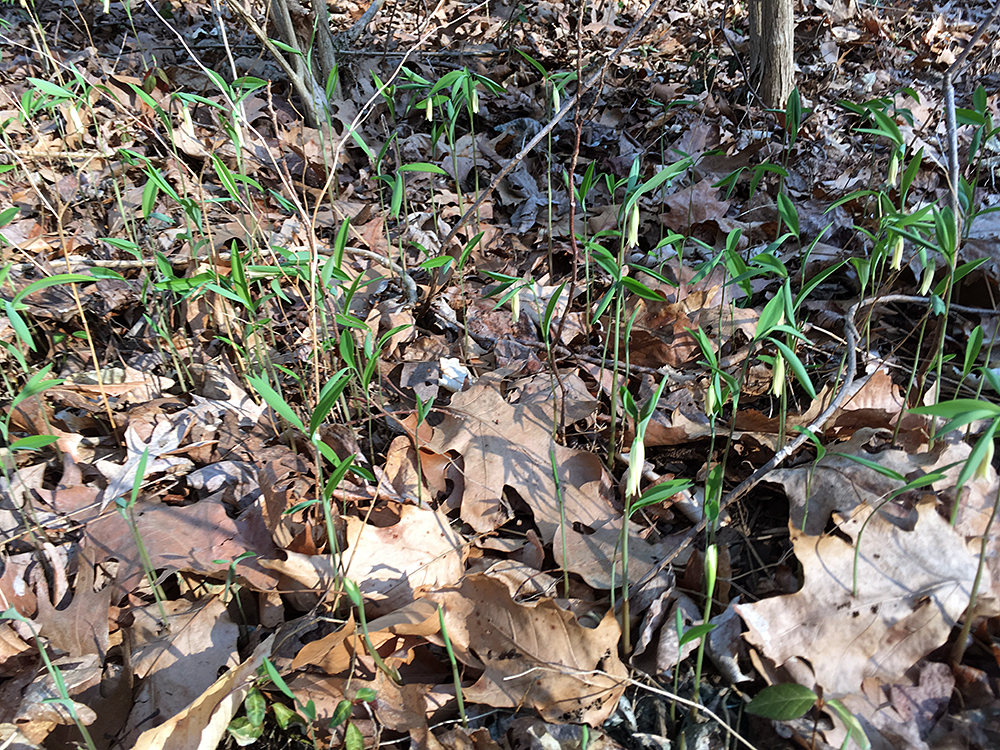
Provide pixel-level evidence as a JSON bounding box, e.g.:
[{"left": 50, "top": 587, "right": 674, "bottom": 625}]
[{"left": 1, "top": 0, "right": 1000, "bottom": 749}]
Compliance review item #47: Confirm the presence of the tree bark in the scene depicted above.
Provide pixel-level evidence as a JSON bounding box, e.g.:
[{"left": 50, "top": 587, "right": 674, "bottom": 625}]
[{"left": 748, "top": 0, "right": 795, "bottom": 109}]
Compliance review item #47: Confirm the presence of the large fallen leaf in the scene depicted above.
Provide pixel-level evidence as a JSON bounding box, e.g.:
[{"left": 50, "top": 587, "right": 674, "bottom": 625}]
[
  {"left": 736, "top": 501, "right": 982, "bottom": 696},
  {"left": 35, "top": 548, "right": 112, "bottom": 660},
  {"left": 118, "top": 598, "right": 240, "bottom": 748},
  {"left": 418, "top": 372, "right": 613, "bottom": 541},
  {"left": 291, "top": 600, "right": 440, "bottom": 673},
  {"left": 131, "top": 635, "right": 273, "bottom": 750},
  {"left": 421, "top": 574, "right": 627, "bottom": 725},
  {"left": 84, "top": 497, "right": 279, "bottom": 595},
  {"left": 261, "top": 505, "right": 465, "bottom": 615}
]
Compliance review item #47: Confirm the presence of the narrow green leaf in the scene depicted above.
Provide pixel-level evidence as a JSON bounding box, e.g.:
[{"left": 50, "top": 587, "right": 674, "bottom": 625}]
[
  {"left": 746, "top": 683, "right": 818, "bottom": 721},
  {"left": 12, "top": 274, "right": 92, "bottom": 305},
  {"left": 262, "top": 658, "right": 295, "bottom": 701},
  {"left": 769, "top": 339, "right": 817, "bottom": 399},
  {"left": 4, "top": 300, "right": 34, "bottom": 350},
  {"left": 246, "top": 374, "right": 304, "bottom": 431},
  {"left": 398, "top": 162, "right": 449, "bottom": 175},
  {"left": 10, "top": 435, "right": 60, "bottom": 451}
]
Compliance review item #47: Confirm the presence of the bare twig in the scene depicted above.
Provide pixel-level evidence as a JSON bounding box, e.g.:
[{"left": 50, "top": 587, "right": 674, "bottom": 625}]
[{"left": 942, "top": 0, "right": 1000, "bottom": 236}]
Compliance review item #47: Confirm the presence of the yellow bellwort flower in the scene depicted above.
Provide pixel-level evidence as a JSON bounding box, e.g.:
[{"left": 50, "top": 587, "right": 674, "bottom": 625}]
[
  {"left": 705, "top": 382, "right": 716, "bottom": 418},
  {"left": 511, "top": 288, "right": 520, "bottom": 323},
  {"left": 888, "top": 150, "right": 900, "bottom": 188},
  {"left": 976, "top": 438, "right": 995, "bottom": 481},
  {"left": 919, "top": 264, "right": 934, "bottom": 295},
  {"left": 425, "top": 97, "right": 433, "bottom": 122},
  {"left": 626, "top": 203, "right": 640, "bottom": 249},
  {"left": 772, "top": 355, "right": 785, "bottom": 398},
  {"left": 890, "top": 234, "right": 904, "bottom": 270},
  {"left": 627, "top": 436, "right": 645, "bottom": 499}
]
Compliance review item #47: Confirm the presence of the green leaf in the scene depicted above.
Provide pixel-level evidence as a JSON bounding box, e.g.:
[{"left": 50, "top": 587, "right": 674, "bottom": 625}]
[
  {"left": 910, "top": 399, "right": 1000, "bottom": 421},
  {"left": 270, "top": 38, "right": 302, "bottom": 56},
  {"left": 831, "top": 452, "right": 906, "bottom": 482},
  {"left": 769, "top": 339, "right": 817, "bottom": 399},
  {"left": 826, "top": 699, "right": 871, "bottom": 750},
  {"left": 746, "top": 683, "right": 818, "bottom": 721},
  {"left": 10, "top": 435, "right": 60, "bottom": 452},
  {"left": 227, "top": 716, "right": 264, "bottom": 746},
  {"left": 271, "top": 702, "right": 303, "bottom": 730},
  {"left": 345, "top": 722, "right": 364, "bottom": 750},
  {"left": 776, "top": 192, "right": 799, "bottom": 238},
  {"left": 4, "top": 300, "right": 34, "bottom": 350},
  {"left": 632, "top": 479, "right": 694, "bottom": 514},
  {"left": 354, "top": 687, "right": 377, "bottom": 702},
  {"left": 326, "top": 700, "right": 351, "bottom": 729},
  {"left": 28, "top": 77, "right": 75, "bottom": 99},
  {"left": 755, "top": 293, "right": 786, "bottom": 341},
  {"left": 262, "top": 658, "right": 295, "bottom": 701},
  {"left": 244, "top": 687, "right": 267, "bottom": 726},
  {"left": 309, "top": 369, "right": 352, "bottom": 439},
  {"left": 398, "top": 162, "right": 449, "bottom": 175},
  {"left": 677, "top": 622, "right": 716, "bottom": 647},
  {"left": 0, "top": 206, "right": 19, "bottom": 227},
  {"left": 10, "top": 364, "right": 59, "bottom": 411},
  {"left": 12, "top": 274, "right": 92, "bottom": 306},
  {"left": 247, "top": 375, "right": 304, "bottom": 431}
]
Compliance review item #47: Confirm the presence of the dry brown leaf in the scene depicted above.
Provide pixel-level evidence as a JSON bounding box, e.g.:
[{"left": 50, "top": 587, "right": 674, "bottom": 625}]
[
  {"left": 661, "top": 178, "right": 732, "bottom": 232},
  {"left": 555, "top": 518, "right": 683, "bottom": 591},
  {"left": 119, "top": 598, "right": 240, "bottom": 747},
  {"left": 419, "top": 372, "right": 613, "bottom": 541},
  {"left": 35, "top": 548, "right": 112, "bottom": 660},
  {"left": 131, "top": 635, "right": 273, "bottom": 750},
  {"left": 421, "top": 574, "right": 627, "bottom": 724},
  {"left": 14, "top": 654, "right": 100, "bottom": 728},
  {"left": 264, "top": 505, "right": 464, "bottom": 615},
  {"left": 344, "top": 505, "right": 465, "bottom": 614},
  {"left": 84, "top": 497, "right": 279, "bottom": 595},
  {"left": 736, "top": 501, "right": 982, "bottom": 696},
  {"left": 291, "top": 600, "right": 439, "bottom": 673}
]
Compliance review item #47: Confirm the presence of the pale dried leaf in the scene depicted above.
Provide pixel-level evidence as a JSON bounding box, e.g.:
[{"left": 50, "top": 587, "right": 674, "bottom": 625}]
[
  {"left": 736, "top": 501, "right": 982, "bottom": 696},
  {"left": 421, "top": 574, "right": 627, "bottom": 724},
  {"left": 420, "top": 373, "right": 613, "bottom": 542}
]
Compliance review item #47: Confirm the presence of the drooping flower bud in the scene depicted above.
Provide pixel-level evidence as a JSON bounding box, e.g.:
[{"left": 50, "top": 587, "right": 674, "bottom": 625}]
[
  {"left": 626, "top": 203, "right": 640, "bottom": 249},
  {"left": 976, "top": 437, "right": 995, "bottom": 481},
  {"left": 627, "top": 437, "right": 644, "bottom": 499},
  {"left": 888, "top": 150, "right": 900, "bottom": 187},
  {"left": 890, "top": 234, "right": 904, "bottom": 270},
  {"left": 772, "top": 355, "right": 785, "bottom": 398},
  {"left": 919, "top": 264, "right": 934, "bottom": 295}
]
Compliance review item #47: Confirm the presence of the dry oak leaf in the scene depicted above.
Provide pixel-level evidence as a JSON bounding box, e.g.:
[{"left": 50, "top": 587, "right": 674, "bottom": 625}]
[
  {"left": 420, "top": 373, "right": 612, "bottom": 542},
  {"left": 131, "top": 635, "right": 274, "bottom": 750},
  {"left": 84, "top": 497, "right": 279, "bottom": 596},
  {"left": 35, "top": 547, "right": 112, "bottom": 660},
  {"left": 420, "top": 574, "right": 627, "bottom": 725},
  {"left": 736, "top": 500, "right": 982, "bottom": 697},
  {"left": 119, "top": 598, "right": 240, "bottom": 749},
  {"left": 262, "top": 506, "right": 464, "bottom": 616}
]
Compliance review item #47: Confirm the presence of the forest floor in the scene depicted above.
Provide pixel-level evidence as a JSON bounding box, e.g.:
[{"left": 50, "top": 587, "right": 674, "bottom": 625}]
[{"left": 2, "top": 0, "right": 1000, "bottom": 749}]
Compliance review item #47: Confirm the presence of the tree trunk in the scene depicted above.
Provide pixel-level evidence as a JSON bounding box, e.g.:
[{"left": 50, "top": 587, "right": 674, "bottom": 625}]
[{"left": 749, "top": 0, "right": 795, "bottom": 109}]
